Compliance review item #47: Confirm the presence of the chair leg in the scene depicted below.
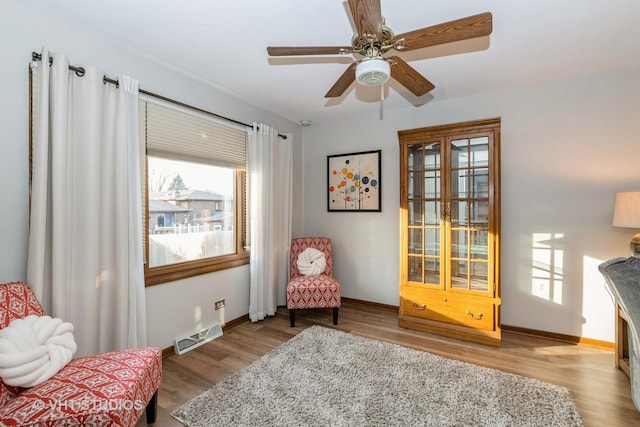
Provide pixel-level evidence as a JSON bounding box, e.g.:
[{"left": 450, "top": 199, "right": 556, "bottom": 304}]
[
  {"left": 332, "top": 307, "right": 339, "bottom": 325},
  {"left": 146, "top": 390, "right": 158, "bottom": 424},
  {"left": 290, "top": 309, "right": 295, "bottom": 327}
]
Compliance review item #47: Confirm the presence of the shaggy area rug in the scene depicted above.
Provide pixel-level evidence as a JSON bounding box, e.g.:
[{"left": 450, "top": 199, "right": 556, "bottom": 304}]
[{"left": 172, "top": 326, "right": 583, "bottom": 426}]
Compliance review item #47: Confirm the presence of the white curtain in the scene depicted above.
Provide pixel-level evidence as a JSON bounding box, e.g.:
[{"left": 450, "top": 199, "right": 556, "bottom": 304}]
[
  {"left": 248, "top": 124, "right": 292, "bottom": 322},
  {"left": 27, "top": 49, "right": 146, "bottom": 357}
]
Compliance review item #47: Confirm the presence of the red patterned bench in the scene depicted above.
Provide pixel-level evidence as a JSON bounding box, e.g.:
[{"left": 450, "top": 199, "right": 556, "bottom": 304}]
[{"left": 0, "top": 282, "right": 162, "bottom": 426}]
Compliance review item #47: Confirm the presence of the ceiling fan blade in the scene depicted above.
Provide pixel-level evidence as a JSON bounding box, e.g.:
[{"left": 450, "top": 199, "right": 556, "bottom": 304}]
[
  {"left": 393, "top": 12, "right": 492, "bottom": 51},
  {"left": 325, "top": 63, "right": 357, "bottom": 98},
  {"left": 267, "top": 46, "right": 352, "bottom": 56},
  {"left": 389, "top": 56, "right": 435, "bottom": 97},
  {"left": 348, "top": 0, "right": 383, "bottom": 40}
]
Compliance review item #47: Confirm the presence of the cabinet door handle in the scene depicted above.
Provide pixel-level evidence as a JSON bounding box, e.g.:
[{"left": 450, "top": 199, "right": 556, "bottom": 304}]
[
  {"left": 466, "top": 310, "right": 484, "bottom": 320},
  {"left": 412, "top": 302, "right": 427, "bottom": 310}
]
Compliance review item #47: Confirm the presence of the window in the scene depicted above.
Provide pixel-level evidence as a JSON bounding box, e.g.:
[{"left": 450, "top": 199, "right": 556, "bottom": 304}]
[{"left": 141, "top": 98, "right": 249, "bottom": 286}]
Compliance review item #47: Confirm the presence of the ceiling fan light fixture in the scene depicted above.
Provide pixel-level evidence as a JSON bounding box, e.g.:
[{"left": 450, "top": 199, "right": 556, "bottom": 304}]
[{"left": 355, "top": 58, "right": 390, "bottom": 86}]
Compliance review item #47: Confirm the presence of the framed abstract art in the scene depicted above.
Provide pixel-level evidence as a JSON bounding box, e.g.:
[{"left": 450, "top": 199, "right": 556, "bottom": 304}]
[{"left": 327, "top": 149, "right": 381, "bottom": 212}]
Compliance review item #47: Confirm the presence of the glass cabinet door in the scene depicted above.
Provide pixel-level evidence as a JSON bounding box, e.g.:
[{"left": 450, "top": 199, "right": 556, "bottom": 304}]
[
  {"left": 448, "top": 137, "right": 490, "bottom": 292},
  {"left": 407, "top": 141, "right": 442, "bottom": 287}
]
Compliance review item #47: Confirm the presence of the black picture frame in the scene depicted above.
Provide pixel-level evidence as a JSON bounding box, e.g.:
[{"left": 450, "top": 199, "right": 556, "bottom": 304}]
[{"left": 327, "top": 149, "right": 381, "bottom": 212}]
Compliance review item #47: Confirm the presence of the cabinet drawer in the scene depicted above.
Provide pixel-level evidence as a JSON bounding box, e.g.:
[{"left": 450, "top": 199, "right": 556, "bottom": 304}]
[{"left": 400, "top": 289, "right": 496, "bottom": 331}]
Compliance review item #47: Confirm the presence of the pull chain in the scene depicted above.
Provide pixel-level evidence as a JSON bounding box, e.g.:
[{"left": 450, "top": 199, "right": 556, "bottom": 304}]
[{"left": 379, "top": 84, "right": 384, "bottom": 120}]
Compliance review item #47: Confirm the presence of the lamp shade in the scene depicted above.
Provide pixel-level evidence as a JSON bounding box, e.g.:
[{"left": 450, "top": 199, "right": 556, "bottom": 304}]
[
  {"left": 612, "top": 191, "right": 640, "bottom": 228},
  {"left": 355, "top": 58, "right": 390, "bottom": 86}
]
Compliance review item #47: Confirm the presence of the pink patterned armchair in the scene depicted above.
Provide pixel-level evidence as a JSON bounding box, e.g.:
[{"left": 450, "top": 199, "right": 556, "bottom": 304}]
[
  {"left": 287, "top": 237, "right": 341, "bottom": 327},
  {"left": 0, "top": 282, "right": 162, "bottom": 426}
]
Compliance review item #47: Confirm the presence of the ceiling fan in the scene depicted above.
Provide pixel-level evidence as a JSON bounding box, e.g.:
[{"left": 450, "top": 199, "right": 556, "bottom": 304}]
[{"left": 267, "top": 0, "right": 492, "bottom": 99}]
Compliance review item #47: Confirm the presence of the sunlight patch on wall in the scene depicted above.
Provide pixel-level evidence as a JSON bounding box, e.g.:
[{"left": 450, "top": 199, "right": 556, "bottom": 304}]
[
  {"left": 531, "top": 233, "right": 564, "bottom": 304},
  {"left": 583, "top": 255, "right": 605, "bottom": 293},
  {"left": 193, "top": 305, "right": 203, "bottom": 331},
  {"left": 582, "top": 255, "right": 617, "bottom": 340}
]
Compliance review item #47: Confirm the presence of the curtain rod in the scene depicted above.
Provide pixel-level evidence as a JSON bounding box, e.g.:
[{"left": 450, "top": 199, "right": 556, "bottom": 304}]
[{"left": 31, "top": 51, "right": 287, "bottom": 139}]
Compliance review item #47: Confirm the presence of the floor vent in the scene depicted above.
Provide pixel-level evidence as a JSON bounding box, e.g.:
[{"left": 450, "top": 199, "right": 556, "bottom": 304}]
[{"left": 174, "top": 323, "right": 223, "bottom": 355}]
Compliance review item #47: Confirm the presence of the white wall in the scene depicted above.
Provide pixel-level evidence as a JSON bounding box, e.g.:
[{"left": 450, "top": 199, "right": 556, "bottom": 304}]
[
  {"left": 302, "top": 67, "right": 640, "bottom": 342},
  {"left": 0, "top": 1, "right": 303, "bottom": 349}
]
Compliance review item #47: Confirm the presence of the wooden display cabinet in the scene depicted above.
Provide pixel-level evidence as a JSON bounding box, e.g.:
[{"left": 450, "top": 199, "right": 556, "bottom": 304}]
[{"left": 398, "top": 118, "right": 502, "bottom": 346}]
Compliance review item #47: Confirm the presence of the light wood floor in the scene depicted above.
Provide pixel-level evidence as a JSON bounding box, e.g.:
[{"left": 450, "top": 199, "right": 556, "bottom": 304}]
[{"left": 137, "top": 300, "right": 640, "bottom": 427}]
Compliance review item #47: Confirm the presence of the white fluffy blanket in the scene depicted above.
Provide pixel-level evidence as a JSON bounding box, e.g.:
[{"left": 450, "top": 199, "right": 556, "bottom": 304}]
[
  {"left": 297, "top": 247, "right": 327, "bottom": 276},
  {"left": 0, "top": 315, "right": 77, "bottom": 388}
]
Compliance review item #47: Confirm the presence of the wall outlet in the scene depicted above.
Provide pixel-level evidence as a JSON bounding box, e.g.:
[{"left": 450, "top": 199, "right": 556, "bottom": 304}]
[{"left": 214, "top": 299, "right": 225, "bottom": 310}]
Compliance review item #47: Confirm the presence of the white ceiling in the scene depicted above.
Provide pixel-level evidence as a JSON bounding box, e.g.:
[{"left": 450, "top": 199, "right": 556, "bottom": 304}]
[{"left": 20, "top": 0, "right": 640, "bottom": 125}]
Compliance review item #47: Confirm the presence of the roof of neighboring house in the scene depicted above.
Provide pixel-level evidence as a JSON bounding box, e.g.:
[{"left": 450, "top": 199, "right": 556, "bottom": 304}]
[
  {"left": 148, "top": 199, "right": 192, "bottom": 213},
  {"left": 194, "top": 212, "right": 234, "bottom": 223},
  {"left": 151, "top": 189, "right": 226, "bottom": 202}
]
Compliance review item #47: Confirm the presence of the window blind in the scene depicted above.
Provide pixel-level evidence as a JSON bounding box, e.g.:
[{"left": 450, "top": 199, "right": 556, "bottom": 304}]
[{"left": 139, "top": 99, "right": 248, "bottom": 169}]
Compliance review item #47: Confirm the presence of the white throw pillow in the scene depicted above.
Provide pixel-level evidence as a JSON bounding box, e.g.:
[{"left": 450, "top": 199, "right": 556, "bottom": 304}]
[
  {"left": 0, "top": 315, "right": 77, "bottom": 387},
  {"left": 297, "top": 247, "right": 327, "bottom": 276}
]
